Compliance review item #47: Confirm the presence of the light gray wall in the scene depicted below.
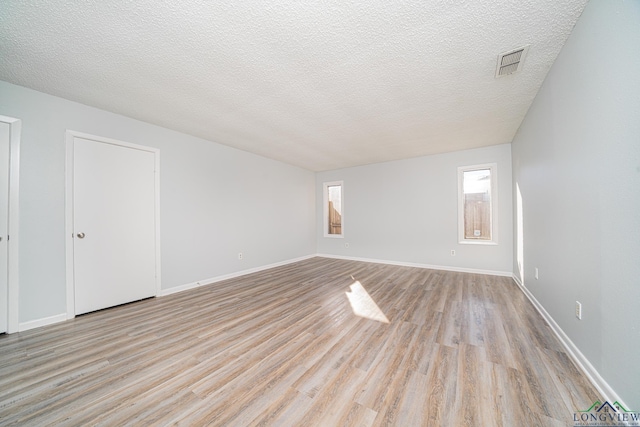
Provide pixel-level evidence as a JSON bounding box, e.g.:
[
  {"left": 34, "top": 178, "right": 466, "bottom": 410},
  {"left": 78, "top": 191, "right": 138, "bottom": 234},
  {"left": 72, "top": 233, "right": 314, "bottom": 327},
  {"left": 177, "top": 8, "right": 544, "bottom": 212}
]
[
  {"left": 0, "top": 81, "right": 316, "bottom": 324},
  {"left": 511, "top": 0, "right": 640, "bottom": 407},
  {"left": 316, "top": 144, "right": 513, "bottom": 274}
]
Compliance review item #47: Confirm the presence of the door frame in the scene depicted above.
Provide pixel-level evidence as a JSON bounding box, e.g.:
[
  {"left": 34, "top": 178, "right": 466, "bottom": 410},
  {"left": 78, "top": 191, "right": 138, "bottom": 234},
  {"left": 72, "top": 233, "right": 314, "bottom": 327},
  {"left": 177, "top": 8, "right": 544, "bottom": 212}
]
[
  {"left": 65, "top": 130, "right": 161, "bottom": 319},
  {"left": 0, "top": 115, "right": 21, "bottom": 334}
]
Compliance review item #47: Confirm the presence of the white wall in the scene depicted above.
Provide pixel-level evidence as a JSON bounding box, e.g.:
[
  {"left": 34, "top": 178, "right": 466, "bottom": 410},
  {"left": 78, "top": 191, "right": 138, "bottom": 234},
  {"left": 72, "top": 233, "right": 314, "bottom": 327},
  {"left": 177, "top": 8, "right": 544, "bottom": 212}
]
[
  {"left": 0, "top": 81, "right": 316, "bottom": 325},
  {"left": 511, "top": 0, "right": 640, "bottom": 407},
  {"left": 316, "top": 144, "right": 513, "bottom": 274}
]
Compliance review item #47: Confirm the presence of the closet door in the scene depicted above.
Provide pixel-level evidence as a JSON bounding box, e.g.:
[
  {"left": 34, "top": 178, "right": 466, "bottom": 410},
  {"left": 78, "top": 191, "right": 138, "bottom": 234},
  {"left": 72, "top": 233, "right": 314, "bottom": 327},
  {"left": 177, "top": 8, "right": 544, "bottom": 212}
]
[
  {"left": 72, "top": 135, "right": 157, "bottom": 315},
  {"left": 0, "top": 121, "right": 9, "bottom": 332}
]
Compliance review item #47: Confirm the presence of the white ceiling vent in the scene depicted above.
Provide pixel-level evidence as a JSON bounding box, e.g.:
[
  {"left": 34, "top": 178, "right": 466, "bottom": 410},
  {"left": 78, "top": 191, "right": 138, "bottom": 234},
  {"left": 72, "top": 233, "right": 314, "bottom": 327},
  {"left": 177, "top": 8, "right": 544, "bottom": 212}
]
[{"left": 496, "top": 45, "right": 530, "bottom": 78}]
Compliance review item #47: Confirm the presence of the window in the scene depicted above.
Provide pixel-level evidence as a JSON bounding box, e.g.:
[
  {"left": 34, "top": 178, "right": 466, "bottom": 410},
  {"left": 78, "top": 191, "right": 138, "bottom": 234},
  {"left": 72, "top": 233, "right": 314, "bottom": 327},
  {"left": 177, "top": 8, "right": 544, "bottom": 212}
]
[
  {"left": 323, "top": 181, "right": 343, "bottom": 237},
  {"left": 458, "top": 164, "right": 497, "bottom": 244}
]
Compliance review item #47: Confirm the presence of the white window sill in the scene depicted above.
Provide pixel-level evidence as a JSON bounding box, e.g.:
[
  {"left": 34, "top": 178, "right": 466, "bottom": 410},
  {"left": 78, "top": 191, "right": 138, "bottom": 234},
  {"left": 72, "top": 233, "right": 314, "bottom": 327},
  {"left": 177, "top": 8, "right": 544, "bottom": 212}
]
[{"left": 459, "top": 240, "right": 498, "bottom": 245}]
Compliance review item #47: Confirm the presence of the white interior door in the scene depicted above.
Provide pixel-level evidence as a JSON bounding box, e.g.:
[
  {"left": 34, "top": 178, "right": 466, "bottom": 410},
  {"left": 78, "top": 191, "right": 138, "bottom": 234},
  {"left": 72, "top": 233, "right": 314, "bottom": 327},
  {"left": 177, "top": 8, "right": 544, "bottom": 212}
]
[
  {"left": 0, "top": 121, "right": 9, "bottom": 332},
  {"left": 72, "top": 136, "right": 157, "bottom": 315}
]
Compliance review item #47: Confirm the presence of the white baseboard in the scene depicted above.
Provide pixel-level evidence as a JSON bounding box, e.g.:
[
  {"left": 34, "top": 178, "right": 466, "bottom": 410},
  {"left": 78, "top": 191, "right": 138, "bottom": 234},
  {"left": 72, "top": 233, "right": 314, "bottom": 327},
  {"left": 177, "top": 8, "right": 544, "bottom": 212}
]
[
  {"left": 13, "top": 254, "right": 625, "bottom": 415},
  {"left": 317, "top": 253, "right": 513, "bottom": 277},
  {"left": 12, "top": 255, "right": 317, "bottom": 333},
  {"left": 10, "top": 254, "right": 627, "bottom": 415},
  {"left": 19, "top": 313, "right": 67, "bottom": 332},
  {"left": 511, "top": 275, "right": 628, "bottom": 412},
  {"left": 158, "top": 254, "right": 317, "bottom": 297}
]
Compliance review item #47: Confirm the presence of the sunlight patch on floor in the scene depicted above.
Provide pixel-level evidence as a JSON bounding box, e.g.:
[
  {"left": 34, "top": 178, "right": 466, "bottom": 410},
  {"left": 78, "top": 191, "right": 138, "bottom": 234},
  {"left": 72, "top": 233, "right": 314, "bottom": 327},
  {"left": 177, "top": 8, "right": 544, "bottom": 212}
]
[{"left": 345, "top": 279, "right": 389, "bottom": 323}]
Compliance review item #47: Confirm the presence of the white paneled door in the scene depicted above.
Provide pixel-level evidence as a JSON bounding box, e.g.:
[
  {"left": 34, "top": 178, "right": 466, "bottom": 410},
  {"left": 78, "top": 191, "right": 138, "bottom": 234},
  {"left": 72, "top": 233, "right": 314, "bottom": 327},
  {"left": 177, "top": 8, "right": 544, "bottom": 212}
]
[
  {"left": 0, "top": 121, "right": 9, "bottom": 333},
  {"left": 71, "top": 135, "right": 158, "bottom": 315}
]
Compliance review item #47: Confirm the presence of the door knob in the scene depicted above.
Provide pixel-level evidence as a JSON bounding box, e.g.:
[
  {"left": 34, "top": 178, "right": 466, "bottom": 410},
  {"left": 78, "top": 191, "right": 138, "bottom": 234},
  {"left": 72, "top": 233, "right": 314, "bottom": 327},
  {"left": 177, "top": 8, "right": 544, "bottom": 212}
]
[{"left": 77, "top": 232, "right": 85, "bottom": 239}]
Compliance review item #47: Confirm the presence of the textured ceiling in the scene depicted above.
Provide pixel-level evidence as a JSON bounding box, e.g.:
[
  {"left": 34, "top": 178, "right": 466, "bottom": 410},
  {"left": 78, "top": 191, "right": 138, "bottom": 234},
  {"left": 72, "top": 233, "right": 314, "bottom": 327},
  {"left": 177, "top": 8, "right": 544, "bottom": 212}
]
[{"left": 0, "top": 1, "right": 587, "bottom": 171}]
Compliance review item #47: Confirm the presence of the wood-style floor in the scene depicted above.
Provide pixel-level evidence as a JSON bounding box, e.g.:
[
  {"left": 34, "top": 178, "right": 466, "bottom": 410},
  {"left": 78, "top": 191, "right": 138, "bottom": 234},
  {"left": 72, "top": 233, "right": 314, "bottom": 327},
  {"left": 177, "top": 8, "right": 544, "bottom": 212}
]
[{"left": 0, "top": 257, "right": 599, "bottom": 426}]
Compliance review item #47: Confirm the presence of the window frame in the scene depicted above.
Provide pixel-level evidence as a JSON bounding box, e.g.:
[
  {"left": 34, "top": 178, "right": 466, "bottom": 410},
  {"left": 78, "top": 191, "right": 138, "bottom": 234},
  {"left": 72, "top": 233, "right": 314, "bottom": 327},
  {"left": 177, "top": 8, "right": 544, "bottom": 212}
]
[
  {"left": 323, "top": 180, "right": 344, "bottom": 238},
  {"left": 457, "top": 163, "right": 498, "bottom": 245}
]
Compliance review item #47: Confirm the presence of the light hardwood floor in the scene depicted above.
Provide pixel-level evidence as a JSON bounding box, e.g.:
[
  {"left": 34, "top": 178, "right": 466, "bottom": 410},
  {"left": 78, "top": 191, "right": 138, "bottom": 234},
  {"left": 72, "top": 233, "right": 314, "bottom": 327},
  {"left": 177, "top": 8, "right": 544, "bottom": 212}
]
[{"left": 0, "top": 258, "right": 600, "bottom": 426}]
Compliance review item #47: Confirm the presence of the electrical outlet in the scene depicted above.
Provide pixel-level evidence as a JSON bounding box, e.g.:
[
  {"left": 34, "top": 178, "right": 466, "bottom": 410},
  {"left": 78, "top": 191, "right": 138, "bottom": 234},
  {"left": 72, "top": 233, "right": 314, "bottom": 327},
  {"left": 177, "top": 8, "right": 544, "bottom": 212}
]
[
  {"left": 575, "top": 301, "right": 582, "bottom": 320},
  {"left": 238, "top": 252, "right": 243, "bottom": 260},
  {"left": 451, "top": 250, "right": 456, "bottom": 256},
  {"left": 535, "top": 268, "right": 539, "bottom": 280}
]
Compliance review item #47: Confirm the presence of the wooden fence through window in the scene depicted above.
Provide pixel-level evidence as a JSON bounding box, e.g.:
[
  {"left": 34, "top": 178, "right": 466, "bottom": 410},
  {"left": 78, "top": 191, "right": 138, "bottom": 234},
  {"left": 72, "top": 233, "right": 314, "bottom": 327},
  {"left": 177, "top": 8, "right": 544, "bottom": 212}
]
[
  {"left": 328, "top": 201, "right": 342, "bottom": 235},
  {"left": 464, "top": 193, "right": 490, "bottom": 239}
]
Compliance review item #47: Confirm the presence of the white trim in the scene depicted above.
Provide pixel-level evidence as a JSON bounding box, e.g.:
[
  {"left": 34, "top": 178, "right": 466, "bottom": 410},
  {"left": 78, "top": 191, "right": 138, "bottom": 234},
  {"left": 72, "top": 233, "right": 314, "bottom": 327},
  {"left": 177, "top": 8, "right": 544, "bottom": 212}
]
[
  {"left": 15, "top": 255, "right": 316, "bottom": 331},
  {"left": 0, "top": 115, "right": 21, "bottom": 334},
  {"left": 66, "top": 130, "right": 160, "bottom": 152},
  {"left": 154, "top": 153, "right": 162, "bottom": 297},
  {"left": 65, "top": 130, "right": 161, "bottom": 319},
  {"left": 19, "top": 313, "right": 67, "bottom": 332},
  {"left": 458, "top": 163, "right": 498, "bottom": 245},
  {"left": 511, "top": 274, "right": 629, "bottom": 412},
  {"left": 317, "top": 253, "right": 513, "bottom": 277},
  {"left": 323, "top": 180, "right": 344, "bottom": 238},
  {"left": 65, "top": 135, "right": 74, "bottom": 319},
  {"left": 158, "top": 254, "right": 317, "bottom": 296}
]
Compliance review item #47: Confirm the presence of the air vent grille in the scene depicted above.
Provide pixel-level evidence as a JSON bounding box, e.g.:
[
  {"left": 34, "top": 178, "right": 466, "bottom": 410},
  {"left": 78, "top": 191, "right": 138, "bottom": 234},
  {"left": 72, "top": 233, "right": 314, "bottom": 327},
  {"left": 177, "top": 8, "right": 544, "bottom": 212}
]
[{"left": 496, "top": 46, "right": 529, "bottom": 77}]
